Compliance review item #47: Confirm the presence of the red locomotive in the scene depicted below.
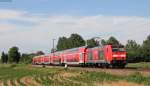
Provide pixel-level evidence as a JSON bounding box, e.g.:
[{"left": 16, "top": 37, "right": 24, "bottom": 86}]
[{"left": 32, "top": 44, "right": 127, "bottom": 68}]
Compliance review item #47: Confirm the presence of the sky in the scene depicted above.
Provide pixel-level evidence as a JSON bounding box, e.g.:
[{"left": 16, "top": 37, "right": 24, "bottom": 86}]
[{"left": 0, "top": 0, "right": 150, "bottom": 53}]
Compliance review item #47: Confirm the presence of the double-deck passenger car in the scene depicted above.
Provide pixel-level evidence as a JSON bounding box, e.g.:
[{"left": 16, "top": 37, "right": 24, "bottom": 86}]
[{"left": 32, "top": 44, "right": 127, "bottom": 68}]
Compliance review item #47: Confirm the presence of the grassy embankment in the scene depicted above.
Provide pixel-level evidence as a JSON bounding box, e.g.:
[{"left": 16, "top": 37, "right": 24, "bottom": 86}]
[
  {"left": 127, "top": 62, "right": 150, "bottom": 69},
  {"left": 0, "top": 64, "right": 150, "bottom": 86}
]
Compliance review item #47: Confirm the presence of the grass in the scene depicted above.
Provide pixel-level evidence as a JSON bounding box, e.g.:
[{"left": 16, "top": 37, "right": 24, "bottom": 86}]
[
  {"left": 0, "top": 64, "right": 150, "bottom": 86},
  {"left": 125, "top": 72, "right": 150, "bottom": 85},
  {"left": 127, "top": 62, "right": 150, "bottom": 68},
  {"left": 70, "top": 71, "right": 150, "bottom": 86}
]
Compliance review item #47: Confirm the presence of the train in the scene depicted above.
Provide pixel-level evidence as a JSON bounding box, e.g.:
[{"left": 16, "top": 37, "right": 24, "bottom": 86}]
[{"left": 32, "top": 44, "right": 127, "bottom": 68}]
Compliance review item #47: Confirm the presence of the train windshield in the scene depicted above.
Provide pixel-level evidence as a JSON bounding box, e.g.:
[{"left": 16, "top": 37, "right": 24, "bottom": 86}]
[{"left": 112, "top": 48, "right": 125, "bottom": 52}]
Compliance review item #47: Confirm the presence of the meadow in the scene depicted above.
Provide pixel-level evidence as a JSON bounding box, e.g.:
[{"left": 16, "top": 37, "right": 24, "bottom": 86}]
[
  {"left": 127, "top": 62, "right": 150, "bottom": 69},
  {"left": 0, "top": 64, "right": 150, "bottom": 86}
]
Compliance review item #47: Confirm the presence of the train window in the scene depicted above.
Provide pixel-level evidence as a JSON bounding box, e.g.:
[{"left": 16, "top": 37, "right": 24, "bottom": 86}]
[
  {"left": 112, "top": 48, "right": 125, "bottom": 52},
  {"left": 88, "top": 51, "right": 93, "bottom": 60},
  {"left": 119, "top": 48, "right": 126, "bottom": 52},
  {"left": 98, "top": 50, "right": 104, "bottom": 60},
  {"left": 112, "top": 48, "right": 118, "bottom": 52},
  {"left": 80, "top": 53, "right": 83, "bottom": 60}
]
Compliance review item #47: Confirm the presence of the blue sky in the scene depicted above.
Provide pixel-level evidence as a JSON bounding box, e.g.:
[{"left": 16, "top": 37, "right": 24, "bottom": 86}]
[
  {"left": 0, "top": 0, "right": 150, "bottom": 16},
  {"left": 0, "top": 0, "right": 150, "bottom": 53}
]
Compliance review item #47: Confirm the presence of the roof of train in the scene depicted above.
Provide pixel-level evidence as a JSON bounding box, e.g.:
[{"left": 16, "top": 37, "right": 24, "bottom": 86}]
[
  {"left": 34, "top": 44, "right": 123, "bottom": 58},
  {"left": 53, "top": 46, "right": 87, "bottom": 54}
]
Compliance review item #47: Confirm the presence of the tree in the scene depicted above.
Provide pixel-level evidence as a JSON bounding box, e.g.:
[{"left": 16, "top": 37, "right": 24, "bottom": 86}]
[
  {"left": 36, "top": 51, "right": 44, "bottom": 55},
  {"left": 126, "top": 40, "right": 141, "bottom": 62},
  {"left": 57, "top": 37, "right": 70, "bottom": 51},
  {"left": 142, "top": 35, "right": 150, "bottom": 56},
  {"left": 101, "top": 39, "right": 107, "bottom": 45},
  {"left": 142, "top": 35, "right": 150, "bottom": 61},
  {"left": 69, "top": 33, "right": 85, "bottom": 48},
  {"left": 5, "top": 54, "right": 8, "bottom": 63},
  {"left": 20, "top": 53, "right": 36, "bottom": 64},
  {"left": 56, "top": 33, "right": 85, "bottom": 51},
  {"left": 8, "top": 46, "right": 21, "bottom": 63},
  {"left": 1, "top": 52, "right": 8, "bottom": 64},
  {"left": 107, "top": 36, "right": 120, "bottom": 45},
  {"left": 1, "top": 52, "right": 5, "bottom": 63},
  {"left": 87, "top": 38, "right": 99, "bottom": 48}
]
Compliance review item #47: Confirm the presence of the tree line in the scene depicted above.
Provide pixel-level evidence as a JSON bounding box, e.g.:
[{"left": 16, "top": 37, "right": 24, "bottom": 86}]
[
  {"left": 1, "top": 33, "right": 150, "bottom": 64},
  {"left": 126, "top": 35, "right": 150, "bottom": 63},
  {"left": 1, "top": 47, "right": 44, "bottom": 64},
  {"left": 56, "top": 34, "right": 122, "bottom": 51},
  {"left": 56, "top": 33, "right": 85, "bottom": 51},
  {"left": 1, "top": 47, "right": 20, "bottom": 64}
]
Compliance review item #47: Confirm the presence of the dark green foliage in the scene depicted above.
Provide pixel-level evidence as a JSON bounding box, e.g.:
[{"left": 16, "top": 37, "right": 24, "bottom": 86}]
[
  {"left": 36, "top": 51, "right": 44, "bottom": 55},
  {"left": 8, "top": 46, "right": 21, "bottom": 63},
  {"left": 20, "top": 53, "right": 36, "bottom": 64},
  {"left": 20, "top": 51, "right": 44, "bottom": 64},
  {"left": 1, "top": 52, "right": 8, "bottom": 64},
  {"left": 126, "top": 40, "right": 141, "bottom": 57},
  {"left": 86, "top": 38, "right": 99, "bottom": 48},
  {"left": 126, "top": 35, "right": 150, "bottom": 63},
  {"left": 2, "top": 47, "right": 42, "bottom": 64},
  {"left": 5, "top": 54, "right": 8, "bottom": 63},
  {"left": 69, "top": 33, "right": 85, "bottom": 48},
  {"left": 126, "top": 40, "right": 141, "bottom": 63},
  {"left": 57, "top": 33, "right": 85, "bottom": 51},
  {"left": 57, "top": 37, "right": 69, "bottom": 51},
  {"left": 57, "top": 35, "right": 120, "bottom": 51},
  {"left": 142, "top": 35, "right": 150, "bottom": 61},
  {"left": 107, "top": 36, "right": 120, "bottom": 45},
  {"left": 100, "top": 36, "right": 121, "bottom": 46},
  {"left": 101, "top": 39, "right": 107, "bottom": 45},
  {"left": 1, "top": 52, "right": 5, "bottom": 63}
]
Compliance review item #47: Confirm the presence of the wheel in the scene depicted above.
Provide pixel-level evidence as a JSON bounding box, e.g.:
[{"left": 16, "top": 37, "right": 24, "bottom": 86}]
[
  {"left": 119, "top": 65, "right": 125, "bottom": 69},
  {"left": 105, "top": 64, "right": 110, "bottom": 68},
  {"left": 111, "top": 65, "right": 117, "bottom": 69},
  {"left": 101, "top": 63, "right": 106, "bottom": 68}
]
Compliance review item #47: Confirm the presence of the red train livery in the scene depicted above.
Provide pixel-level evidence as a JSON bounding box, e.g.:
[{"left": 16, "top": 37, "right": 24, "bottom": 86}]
[{"left": 32, "top": 44, "right": 127, "bottom": 68}]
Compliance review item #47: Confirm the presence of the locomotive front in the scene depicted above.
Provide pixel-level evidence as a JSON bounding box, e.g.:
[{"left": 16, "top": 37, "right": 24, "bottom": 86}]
[{"left": 111, "top": 45, "right": 127, "bottom": 68}]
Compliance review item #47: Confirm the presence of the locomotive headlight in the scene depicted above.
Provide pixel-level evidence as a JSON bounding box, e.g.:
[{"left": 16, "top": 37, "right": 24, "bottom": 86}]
[
  {"left": 123, "top": 57, "right": 126, "bottom": 60},
  {"left": 122, "top": 57, "right": 124, "bottom": 60}
]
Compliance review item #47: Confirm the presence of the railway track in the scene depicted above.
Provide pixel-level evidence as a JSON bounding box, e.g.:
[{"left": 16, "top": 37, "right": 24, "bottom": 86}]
[{"left": 32, "top": 65, "right": 150, "bottom": 77}]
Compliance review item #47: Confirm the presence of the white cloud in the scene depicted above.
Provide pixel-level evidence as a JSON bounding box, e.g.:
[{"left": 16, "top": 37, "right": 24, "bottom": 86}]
[
  {"left": 0, "top": 9, "right": 25, "bottom": 20},
  {"left": 0, "top": 9, "right": 150, "bottom": 53},
  {"left": 0, "top": 23, "right": 16, "bottom": 32}
]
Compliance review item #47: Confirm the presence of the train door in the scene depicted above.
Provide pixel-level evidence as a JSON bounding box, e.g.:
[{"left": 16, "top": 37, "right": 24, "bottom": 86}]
[
  {"left": 98, "top": 48, "right": 104, "bottom": 61},
  {"left": 79, "top": 52, "right": 84, "bottom": 63},
  {"left": 104, "top": 45, "right": 113, "bottom": 64},
  {"left": 88, "top": 51, "right": 92, "bottom": 61}
]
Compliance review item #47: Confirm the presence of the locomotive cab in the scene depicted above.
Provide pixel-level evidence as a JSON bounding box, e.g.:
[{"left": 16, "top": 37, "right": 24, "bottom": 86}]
[{"left": 111, "top": 45, "right": 127, "bottom": 68}]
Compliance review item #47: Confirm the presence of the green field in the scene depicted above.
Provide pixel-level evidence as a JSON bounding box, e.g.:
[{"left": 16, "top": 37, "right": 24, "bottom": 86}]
[
  {"left": 127, "top": 62, "right": 150, "bottom": 69},
  {"left": 0, "top": 64, "right": 149, "bottom": 86}
]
